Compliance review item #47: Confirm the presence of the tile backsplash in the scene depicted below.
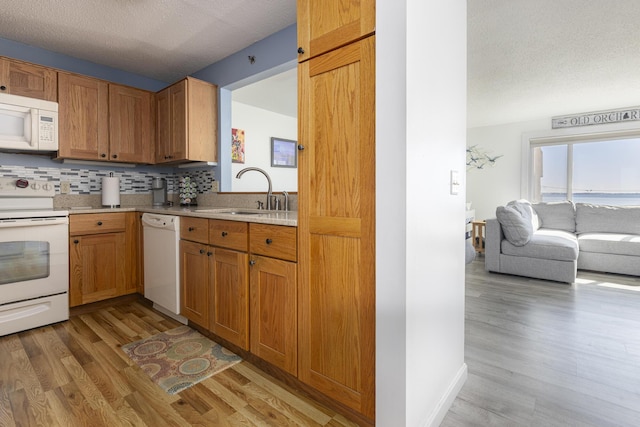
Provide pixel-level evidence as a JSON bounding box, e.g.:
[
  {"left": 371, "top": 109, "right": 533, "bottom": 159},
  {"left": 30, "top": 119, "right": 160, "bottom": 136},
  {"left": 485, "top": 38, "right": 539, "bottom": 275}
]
[{"left": 0, "top": 164, "right": 216, "bottom": 195}]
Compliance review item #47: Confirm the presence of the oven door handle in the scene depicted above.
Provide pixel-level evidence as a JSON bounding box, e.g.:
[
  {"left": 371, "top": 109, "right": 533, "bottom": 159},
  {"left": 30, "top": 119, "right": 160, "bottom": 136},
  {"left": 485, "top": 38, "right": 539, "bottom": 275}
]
[{"left": 0, "top": 218, "right": 69, "bottom": 228}]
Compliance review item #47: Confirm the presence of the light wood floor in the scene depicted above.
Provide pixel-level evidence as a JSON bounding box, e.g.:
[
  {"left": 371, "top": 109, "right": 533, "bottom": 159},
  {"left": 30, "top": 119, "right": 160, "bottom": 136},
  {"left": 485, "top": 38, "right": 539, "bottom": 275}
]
[
  {"left": 442, "top": 258, "right": 640, "bottom": 427},
  {"left": 0, "top": 297, "right": 359, "bottom": 427}
]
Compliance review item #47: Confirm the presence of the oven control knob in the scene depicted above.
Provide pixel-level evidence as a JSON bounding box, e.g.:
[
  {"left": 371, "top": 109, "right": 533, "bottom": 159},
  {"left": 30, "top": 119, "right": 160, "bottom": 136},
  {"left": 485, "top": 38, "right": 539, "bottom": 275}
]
[
  {"left": 15, "top": 179, "right": 29, "bottom": 189},
  {"left": 42, "top": 183, "right": 52, "bottom": 191},
  {"left": 31, "top": 183, "right": 41, "bottom": 190}
]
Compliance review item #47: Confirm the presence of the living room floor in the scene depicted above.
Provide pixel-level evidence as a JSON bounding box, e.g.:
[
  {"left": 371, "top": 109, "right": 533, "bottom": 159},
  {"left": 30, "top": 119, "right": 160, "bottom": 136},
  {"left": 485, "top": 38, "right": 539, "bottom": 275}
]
[{"left": 442, "top": 258, "right": 640, "bottom": 426}]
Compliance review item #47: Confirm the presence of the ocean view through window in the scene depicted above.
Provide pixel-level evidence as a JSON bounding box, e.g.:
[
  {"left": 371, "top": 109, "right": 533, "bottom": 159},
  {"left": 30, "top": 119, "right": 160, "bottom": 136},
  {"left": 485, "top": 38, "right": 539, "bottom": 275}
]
[{"left": 531, "top": 137, "right": 640, "bottom": 206}]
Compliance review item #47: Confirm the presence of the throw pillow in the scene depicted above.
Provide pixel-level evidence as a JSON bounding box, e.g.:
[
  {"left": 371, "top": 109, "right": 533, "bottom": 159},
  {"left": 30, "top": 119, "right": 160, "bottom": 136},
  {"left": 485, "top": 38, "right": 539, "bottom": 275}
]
[{"left": 496, "top": 201, "right": 535, "bottom": 246}]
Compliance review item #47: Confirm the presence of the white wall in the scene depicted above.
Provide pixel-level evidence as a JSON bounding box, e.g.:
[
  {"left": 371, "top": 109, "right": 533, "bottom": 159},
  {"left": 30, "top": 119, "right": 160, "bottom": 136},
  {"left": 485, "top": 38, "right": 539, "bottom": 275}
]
[
  {"left": 466, "top": 118, "right": 640, "bottom": 220},
  {"left": 377, "top": 0, "right": 467, "bottom": 425},
  {"left": 230, "top": 101, "right": 297, "bottom": 192},
  {"left": 466, "top": 118, "right": 547, "bottom": 220}
]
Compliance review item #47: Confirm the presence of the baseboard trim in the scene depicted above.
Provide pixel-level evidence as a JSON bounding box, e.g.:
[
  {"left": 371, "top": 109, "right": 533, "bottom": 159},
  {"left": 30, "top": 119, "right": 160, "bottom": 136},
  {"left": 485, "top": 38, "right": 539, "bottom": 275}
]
[{"left": 424, "top": 362, "right": 467, "bottom": 427}]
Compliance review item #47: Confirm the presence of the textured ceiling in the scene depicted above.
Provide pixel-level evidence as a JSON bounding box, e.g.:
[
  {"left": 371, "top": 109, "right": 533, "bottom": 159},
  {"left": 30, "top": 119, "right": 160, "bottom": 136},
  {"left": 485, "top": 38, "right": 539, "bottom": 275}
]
[
  {"left": 468, "top": 0, "right": 640, "bottom": 127},
  {"left": 2, "top": 1, "right": 636, "bottom": 126},
  {"left": 0, "top": 0, "right": 296, "bottom": 83}
]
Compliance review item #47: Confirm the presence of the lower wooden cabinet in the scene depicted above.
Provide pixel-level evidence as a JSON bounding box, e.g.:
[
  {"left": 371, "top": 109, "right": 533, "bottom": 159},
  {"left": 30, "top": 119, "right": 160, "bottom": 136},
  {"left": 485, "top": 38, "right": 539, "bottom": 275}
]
[
  {"left": 70, "top": 232, "right": 125, "bottom": 306},
  {"left": 180, "top": 240, "right": 210, "bottom": 326},
  {"left": 210, "top": 248, "right": 249, "bottom": 349},
  {"left": 180, "top": 218, "right": 249, "bottom": 350},
  {"left": 249, "top": 254, "right": 297, "bottom": 375},
  {"left": 69, "top": 212, "right": 140, "bottom": 307}
]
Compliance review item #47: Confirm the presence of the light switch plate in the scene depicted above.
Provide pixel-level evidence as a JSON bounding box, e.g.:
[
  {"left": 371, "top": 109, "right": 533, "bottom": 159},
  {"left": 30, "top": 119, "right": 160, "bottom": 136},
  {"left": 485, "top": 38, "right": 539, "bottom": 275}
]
[{"left": 450, "top": 170, "right": 460, "bottom": 195}]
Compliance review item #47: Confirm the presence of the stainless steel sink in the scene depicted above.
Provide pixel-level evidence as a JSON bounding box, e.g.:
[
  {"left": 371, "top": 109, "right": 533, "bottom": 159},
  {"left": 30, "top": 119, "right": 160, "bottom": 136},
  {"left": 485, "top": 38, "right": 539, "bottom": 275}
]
[
  {"left": 226, "top": 211, "right": 264, "bottom": 215},
  {"left": 194, "top": 208, "right": 265, "bottom": 215}
]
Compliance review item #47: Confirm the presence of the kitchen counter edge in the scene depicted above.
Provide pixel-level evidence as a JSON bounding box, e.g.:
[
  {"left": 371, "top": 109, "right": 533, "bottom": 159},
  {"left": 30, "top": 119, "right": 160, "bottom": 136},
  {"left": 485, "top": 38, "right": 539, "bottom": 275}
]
[{"left": 61, "top": 206, "right": 297, "bottom": 227}]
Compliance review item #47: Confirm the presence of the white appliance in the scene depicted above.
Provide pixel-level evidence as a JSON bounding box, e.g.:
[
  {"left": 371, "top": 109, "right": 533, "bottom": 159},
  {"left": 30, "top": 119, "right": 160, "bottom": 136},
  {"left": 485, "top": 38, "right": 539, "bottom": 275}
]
[
  {"left": 0, "top": 177, "right": 69, "bottom": 336},
  {"left": 142, "top": 213, "right": 187, "bottom": 324},
  {"left": 0, "top": 93, "right": 58, "bottom": 152}
]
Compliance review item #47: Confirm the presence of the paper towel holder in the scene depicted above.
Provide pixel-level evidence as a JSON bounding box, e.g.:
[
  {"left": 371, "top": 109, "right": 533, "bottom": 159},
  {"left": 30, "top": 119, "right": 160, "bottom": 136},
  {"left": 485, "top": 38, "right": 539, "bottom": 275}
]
[{"left": 101, "top": 172, "right": 121, "bottom": 208}]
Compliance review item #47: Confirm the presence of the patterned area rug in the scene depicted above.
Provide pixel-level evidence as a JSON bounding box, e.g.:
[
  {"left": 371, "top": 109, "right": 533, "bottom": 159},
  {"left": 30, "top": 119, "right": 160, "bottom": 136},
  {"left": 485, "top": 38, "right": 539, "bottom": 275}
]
[{"left": 122, "top": 325, "right": 241, "bottom": 394}]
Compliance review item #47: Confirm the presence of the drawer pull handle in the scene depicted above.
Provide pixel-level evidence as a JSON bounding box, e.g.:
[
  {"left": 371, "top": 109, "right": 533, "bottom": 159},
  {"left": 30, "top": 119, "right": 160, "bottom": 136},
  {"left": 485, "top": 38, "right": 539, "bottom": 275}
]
[
  {"left": 266, "top": 238, "right": 273, "bottom": 244},
  {"left": 207, "top": 251, "right": 212, "bottom": 256},
  {"left": 97, "top": 221, "right": 103, "bottom": 226},
  {"left": 221, "top": 231, "right": 228, "bottom": 237},
  {"left": 73, "top": 239, "right": 79, "bottom": 244},
  {"left": 188, "top": 227, "right": 195, "bottom": 231},
  {"left": 249, "top": 259, "right": 256, "bottom": 266},
  {"left": 199, "top": 249, "right": 205, "bottom": 254}
]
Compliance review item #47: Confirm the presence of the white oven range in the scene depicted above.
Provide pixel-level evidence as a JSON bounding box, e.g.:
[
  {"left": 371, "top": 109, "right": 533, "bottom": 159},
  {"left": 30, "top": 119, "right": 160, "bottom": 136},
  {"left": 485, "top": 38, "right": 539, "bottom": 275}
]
[{"left": 0, "top": 177, "right": 69, "bottom": 336}]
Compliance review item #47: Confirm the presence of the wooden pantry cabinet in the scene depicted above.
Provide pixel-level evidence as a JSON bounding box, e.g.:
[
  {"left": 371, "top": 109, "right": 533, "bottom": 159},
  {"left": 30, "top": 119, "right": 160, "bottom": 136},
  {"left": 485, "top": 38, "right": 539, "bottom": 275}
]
[
  {"left": 297, "top": 30, "right": 376, "bottom": 421},
  {"left": 58, "top": 73, "right": 153, "bottom": 163},
  {"left": 296, "top": 0, "right": 375, "bottom": 62},
  {"left": 180, "top": 217, "right": 249, "bottom": 350},
  {"left": 0, "top": 56, "right": 57, "bottom": 101},
  {"left": 155, "top": 77, "right": 218, "bottom": 164},
  {"left": 69, "top": 212, "right": 140, "bottom": 307}
]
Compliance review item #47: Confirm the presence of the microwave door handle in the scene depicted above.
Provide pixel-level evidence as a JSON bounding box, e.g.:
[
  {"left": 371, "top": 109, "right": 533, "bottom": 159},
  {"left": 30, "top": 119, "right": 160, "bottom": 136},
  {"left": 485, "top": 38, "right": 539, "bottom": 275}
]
[{"left": 29, "top": 109, "right": 38, "bottom": 148}]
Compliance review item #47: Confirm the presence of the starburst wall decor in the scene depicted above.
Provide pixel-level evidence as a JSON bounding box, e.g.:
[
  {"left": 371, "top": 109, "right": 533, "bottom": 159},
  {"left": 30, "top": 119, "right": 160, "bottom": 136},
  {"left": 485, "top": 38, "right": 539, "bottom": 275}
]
[{"left": 466, "top": 145, "right": 503, "bottom": 171}]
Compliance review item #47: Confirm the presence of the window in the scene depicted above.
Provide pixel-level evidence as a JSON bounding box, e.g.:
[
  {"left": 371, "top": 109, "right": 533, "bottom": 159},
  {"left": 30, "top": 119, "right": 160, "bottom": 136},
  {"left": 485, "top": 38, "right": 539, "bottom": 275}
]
[{"left": 530, "top": 137, "right": 640, "bottom": 205}]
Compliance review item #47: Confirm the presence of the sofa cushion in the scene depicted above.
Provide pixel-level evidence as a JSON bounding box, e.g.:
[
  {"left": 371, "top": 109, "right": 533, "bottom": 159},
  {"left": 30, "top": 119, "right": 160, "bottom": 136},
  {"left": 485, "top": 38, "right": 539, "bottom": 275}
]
[
  {"left": 496, "top": 200, "right": 538, "bottom": 246},
  {"left": 501, "top": 228, "right": 579, "bottom": 261},
  {"left": 578, "top": 233, "right": 640, "bottom": 257},
  {"left": 532, "top": 201, "right": 575, "bottom": 232},
  {"left": 575, "top": 203, "right": 640, "bottom": 235}
]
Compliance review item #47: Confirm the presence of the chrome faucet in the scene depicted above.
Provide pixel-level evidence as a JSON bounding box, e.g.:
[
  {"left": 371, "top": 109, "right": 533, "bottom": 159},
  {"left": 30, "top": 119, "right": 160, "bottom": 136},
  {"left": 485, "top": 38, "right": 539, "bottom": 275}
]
[
  {"left": 236, "top": 167, "right": 273, "bottom": 210},
  {"left": 281, "top": 191, "right": 289, "bottom": 211}
]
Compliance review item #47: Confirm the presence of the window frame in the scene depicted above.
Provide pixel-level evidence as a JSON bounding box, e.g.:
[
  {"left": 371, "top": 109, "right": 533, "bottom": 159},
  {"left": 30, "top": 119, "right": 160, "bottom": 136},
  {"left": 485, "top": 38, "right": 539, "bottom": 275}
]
[{"left": 521, "top": 123, "right": 640, "bottom": 202}]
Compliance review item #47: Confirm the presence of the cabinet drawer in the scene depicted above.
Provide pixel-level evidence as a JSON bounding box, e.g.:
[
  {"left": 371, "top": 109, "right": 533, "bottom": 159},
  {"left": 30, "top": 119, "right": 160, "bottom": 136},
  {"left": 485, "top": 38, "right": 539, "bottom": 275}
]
[
  {"left": 70, "top": 213, "right": 126, "bottom": 235},
  {"left": 249, "top": 223, "right": 297, "bottom": 262},
  {"left": 209, "top": 220, "right": 248, "bottom": 251},
  {"left": 180, "top": 217, "right": 209, "bottom": 243}
]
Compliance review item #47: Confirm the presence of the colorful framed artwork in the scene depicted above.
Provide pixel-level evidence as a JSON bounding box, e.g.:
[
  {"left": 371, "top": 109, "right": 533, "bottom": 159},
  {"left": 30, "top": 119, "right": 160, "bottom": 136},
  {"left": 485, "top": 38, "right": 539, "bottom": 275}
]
[{"left": 232, "top": 128, "right": 245, "bottom": 164}]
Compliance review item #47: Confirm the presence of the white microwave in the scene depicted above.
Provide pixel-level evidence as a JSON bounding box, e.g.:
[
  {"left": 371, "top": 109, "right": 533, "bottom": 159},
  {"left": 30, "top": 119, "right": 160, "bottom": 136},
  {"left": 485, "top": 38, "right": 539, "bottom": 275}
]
[{"left": 0, "top": 93, "right": 58, "bottom": 152}]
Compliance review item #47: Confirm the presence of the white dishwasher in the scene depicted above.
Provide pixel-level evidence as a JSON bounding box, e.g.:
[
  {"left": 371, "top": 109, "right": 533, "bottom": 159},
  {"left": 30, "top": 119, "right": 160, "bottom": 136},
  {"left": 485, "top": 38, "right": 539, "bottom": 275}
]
[{"left": 142, "top": 213, "right": 187, "bottom": 324}]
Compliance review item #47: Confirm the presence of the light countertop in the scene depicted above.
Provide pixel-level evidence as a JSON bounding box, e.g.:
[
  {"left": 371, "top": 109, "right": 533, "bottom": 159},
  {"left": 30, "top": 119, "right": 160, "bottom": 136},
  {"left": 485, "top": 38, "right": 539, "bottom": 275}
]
[{"left": 63, "top": 205, "right": 297, "bottom": 227}]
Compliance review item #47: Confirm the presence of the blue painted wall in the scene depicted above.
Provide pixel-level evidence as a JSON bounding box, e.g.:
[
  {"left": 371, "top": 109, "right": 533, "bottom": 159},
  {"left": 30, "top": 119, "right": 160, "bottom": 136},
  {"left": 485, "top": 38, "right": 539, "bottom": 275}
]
[{"left": 193, "top": 24, "right": 297, "bottom": 189}]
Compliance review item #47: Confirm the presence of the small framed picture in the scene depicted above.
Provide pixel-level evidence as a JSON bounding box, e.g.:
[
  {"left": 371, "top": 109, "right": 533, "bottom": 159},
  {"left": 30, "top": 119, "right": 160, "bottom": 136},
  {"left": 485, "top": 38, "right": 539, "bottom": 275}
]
[{"left": 271, "top": 137, "right": 297, "bottom": 168}]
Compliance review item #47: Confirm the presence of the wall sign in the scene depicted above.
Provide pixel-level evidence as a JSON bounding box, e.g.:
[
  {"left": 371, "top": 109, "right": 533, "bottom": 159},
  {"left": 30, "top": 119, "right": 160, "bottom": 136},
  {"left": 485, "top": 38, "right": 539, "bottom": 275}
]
[{"left": 552, "top": 107, "right": 640, "bottom": 129}]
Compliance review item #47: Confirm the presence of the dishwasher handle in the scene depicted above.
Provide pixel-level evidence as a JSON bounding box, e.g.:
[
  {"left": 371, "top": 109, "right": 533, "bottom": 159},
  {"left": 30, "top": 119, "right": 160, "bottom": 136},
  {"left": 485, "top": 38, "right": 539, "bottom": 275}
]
[{"left": 141, "top": 213, "right": 180, "bottom": 231}]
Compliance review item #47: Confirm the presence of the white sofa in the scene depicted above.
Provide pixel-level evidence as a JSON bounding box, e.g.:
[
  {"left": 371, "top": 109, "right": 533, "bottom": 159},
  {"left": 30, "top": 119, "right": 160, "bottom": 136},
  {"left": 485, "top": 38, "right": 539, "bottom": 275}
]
[{"left": 485, "top": 201, "right": 640, "bottom": 283}]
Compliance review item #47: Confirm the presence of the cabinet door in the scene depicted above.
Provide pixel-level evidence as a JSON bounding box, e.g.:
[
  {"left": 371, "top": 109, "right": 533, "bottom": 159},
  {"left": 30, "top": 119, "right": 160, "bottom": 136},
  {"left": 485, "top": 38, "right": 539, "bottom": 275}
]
[
  {"left": 297, "top": 0, "right": 375, "bottom": 62},
  {"left": 210, "top": 248, "right": 249, "bottom": 350},
  {"left": 58, "top": 73, "right": 109, "bottom": 160},
  {"left": 109, "top": 84, "right": 153, "bottom": 163},
  {"left": 69, "top": 233, "right": 126, "bottom": 307},
  {"left": 169, "top": 79, "right": 188, "bottom": 161},
  {"left": 180, "top": 240, "right": 209, "bottom": 327},
  {"left": 250, "top": 255, "right": 297, "bottom": 375},
  {"left": 155, "top": 87, "right": 172, "bottom": 163},
  {"left": 0, "top": 58, "right": 57, "bottom": 101},
  {"left": 186, "top": 77, "right": 217, "bottom": 162},
  {"left": 297, "top": 37, "right": 375, "bottom": 418}
]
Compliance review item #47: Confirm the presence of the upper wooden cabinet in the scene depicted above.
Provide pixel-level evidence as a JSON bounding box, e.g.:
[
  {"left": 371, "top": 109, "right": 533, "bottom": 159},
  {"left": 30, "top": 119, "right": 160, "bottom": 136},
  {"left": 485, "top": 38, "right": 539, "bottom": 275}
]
[
  {"left": 155, "top": 77, "right": 218, "bottom": 164},
  {"left": 297, "top": 36, "right": 376, "bottom": 419},
  {"left": 58, "top": 73, "right": 154, "bottom": 163},
  {"left": 296, "top": 0, "right": 375, "bottom": 62},
  {"left": 109, "top": 84, "right": 154, "bottom": 163},
  {"left": 58, "top": 73, "right": 109, "bottom": 160},
  {"left": 0, "top": 57, "right": 57, "bottom": 101}
]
